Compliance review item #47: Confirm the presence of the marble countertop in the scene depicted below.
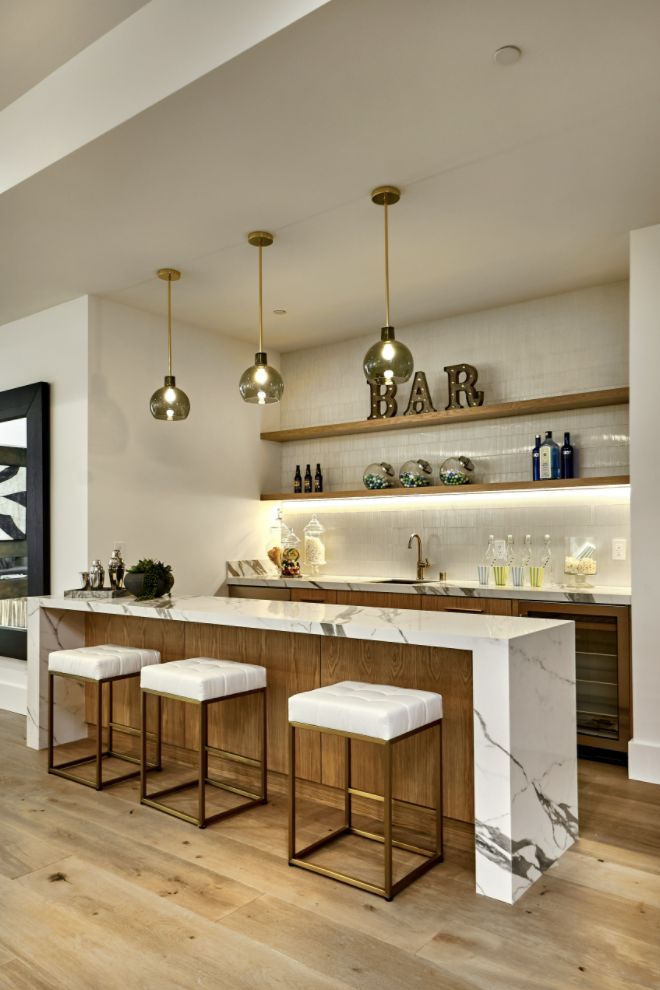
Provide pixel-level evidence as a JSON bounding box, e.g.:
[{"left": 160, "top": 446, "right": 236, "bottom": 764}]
[
  {"left": 226, "top": 570, "right": 631, "bottom": 605},
  {"left": 32, "top": 593, "right": 571, "bottom": 649}
]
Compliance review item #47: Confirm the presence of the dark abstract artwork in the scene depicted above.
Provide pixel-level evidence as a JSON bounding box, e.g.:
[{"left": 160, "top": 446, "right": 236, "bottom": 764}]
[{"left": 0, "top": 463, "right": 27, "bottom": 541}]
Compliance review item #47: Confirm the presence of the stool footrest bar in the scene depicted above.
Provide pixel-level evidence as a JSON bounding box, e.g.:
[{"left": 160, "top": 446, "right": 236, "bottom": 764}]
[
  {"left": 109, "top": 721, "right": 158, "bottom": 740},
  {"left": 205, "top": 744, "right": 261, "bottom": 768},
  {"left": 289, "top": 859, "right": 388, "bottom": 898},
  {"left": 292, "top": 825, "right": 350, "bottom": 860},
  {"left": 204, "top": 777, "right": 263, "bottom": 801},
  {"left": 348, "top": 786, "right": 384, "bottom": 802},
  {"left": 350, "top": 826, "right": 436, "bottom": 859}
]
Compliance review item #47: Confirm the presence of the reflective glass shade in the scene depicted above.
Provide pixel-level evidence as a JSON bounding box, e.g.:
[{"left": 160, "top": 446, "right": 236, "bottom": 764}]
[
  {"left": 150, "top": 375, "right": 190, "bottom": 421},
  {"left": 363, "top": 326, "right": 413, "bottom": 384},
  {"left": 239, "top": 352, "right": 284, "bottom": 405}
]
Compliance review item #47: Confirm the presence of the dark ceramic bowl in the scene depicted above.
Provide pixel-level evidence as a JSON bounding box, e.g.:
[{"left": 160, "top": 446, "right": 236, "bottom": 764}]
[{"left": 124, "top": 572, "right": 173, "bottom": 599}]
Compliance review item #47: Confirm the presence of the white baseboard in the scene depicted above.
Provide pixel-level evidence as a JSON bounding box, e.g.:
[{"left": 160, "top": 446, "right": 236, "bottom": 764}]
[
  {"left": 628, "top": 737, "right": 660, "bottom": 785},
  {"left": 0, "top": 656, "right": 27, "bottom": 715}
]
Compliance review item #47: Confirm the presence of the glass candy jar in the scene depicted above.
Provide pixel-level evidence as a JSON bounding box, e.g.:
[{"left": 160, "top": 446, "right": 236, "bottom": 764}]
[
  {"left": 281, "top": 528, "right": 301, "bottom": 578},
  {"left": 266, "top": 508, "right": 284, "bottom": 571},
  {"left": 303, "top": 515, "right": 326, "bottom": 575},
  {"left": 564, "top": 539, "right": 598, "bottom": 588},
  {"left": 399, "top": 459, "right": 433, "bottom": 488},
  {"left": 439, "top": 455, "right": 474, "bottom": 486},
  {"left": 363, "top": 462, "right": 396, "bottom": 490}
]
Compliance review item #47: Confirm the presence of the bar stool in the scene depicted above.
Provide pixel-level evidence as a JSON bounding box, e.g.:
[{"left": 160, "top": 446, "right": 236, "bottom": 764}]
[
  {"left": 48, "top": 644, "right": 162, "bottom": 789},
  {"left": 140, "top": 658, "right": 267, "bottom": 828},
  {"left": 288, "top": 680, "right": 443, "bottom": 900}
]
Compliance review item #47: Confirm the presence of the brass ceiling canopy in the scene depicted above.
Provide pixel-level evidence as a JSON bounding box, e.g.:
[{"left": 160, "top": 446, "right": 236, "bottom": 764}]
[
  {"left": 371, "top": 185, "right": 401, "bottom": 207},
  {"left": 247, "top": 231, "right": 274, "bottom": 248},
  {"left": 157, "top": 268, "right": 181, "bottom": 282}
]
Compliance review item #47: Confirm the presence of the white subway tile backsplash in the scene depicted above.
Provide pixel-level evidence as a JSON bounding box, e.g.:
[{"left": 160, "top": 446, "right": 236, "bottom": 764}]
[{"left": 276, "top": 282, "right": 630, "bottom": 586}]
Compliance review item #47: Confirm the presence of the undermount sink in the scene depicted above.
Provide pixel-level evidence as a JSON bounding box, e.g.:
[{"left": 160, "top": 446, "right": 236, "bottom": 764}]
[{"left": 373, "top": 578, "right": 432, "bottom": 585}]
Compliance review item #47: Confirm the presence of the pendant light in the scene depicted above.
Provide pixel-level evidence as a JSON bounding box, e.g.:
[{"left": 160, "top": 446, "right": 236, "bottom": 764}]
[
  {"left": 150, "top": 268, "right": 190, "bottom": 421},
  {"left": 239, "top": 231, "right": 284, "bottom": 405},
  {"left": 362, "top": 186, "right": 413, "bottom": 385}
]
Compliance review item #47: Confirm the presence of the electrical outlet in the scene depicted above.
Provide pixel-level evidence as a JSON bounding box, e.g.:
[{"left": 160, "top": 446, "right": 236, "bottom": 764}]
[{"left": 611, "top": 538, "right": 627, "bottom": 561}]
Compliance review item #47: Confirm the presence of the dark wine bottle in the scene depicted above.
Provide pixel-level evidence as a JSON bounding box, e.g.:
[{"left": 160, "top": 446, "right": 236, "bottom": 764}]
[
  {"left": 539, "top": 431, "right": 561, "bottom": 480},
  {"left": 293, "top": 465, "right": 302, "bottom": 494},
  {"left": 532, "top": 434, "right": 541, "bottom": 481},
  {"left": 304, "top": 464, "right": 313, "bottom": 493},
  {"left": 314, "top": 463, "right": 323, "bottom": 493},
  {"left": 561, "top": 431, "right": 575, "bottom": 479}
]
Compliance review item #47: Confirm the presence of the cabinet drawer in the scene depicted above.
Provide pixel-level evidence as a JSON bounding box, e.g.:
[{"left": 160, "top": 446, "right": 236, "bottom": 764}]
[
  {"left": 290, "top": 588, "right": 337, "bottom": 604},
  {"left": 336, "top": 591, "right": 422, "bottom": 610},
  {"left": 422, "top": 596, "right": 512, "bottom": 616},
  {"left": 228, "top": 586, "right": 291, "bottom": 601}
]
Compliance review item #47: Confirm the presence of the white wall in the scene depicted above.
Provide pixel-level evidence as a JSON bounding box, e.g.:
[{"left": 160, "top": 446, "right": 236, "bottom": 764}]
[
  {"left": 0, "top": 297, "right": 89, "bottom": 592},
  {"left": 629, "top": 226, "right": 660, "bottom": 783},
  {"left": 279, "top": 282, "right": 631, "bottom": 585},
  {"left": 87, "top": 297, "right": 278, "bottom": 595}
]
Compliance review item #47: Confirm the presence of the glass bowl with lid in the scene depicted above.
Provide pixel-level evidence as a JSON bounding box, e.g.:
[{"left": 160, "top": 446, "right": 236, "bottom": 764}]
[
  {"left": 363, "top": 462, "right": 396, "bottom": 490},
  {"left": 399, "top": 459, "right": 433, "bottom": 488},
  {"left": 439, "top": 455, "right": 474, "bottom": 486}
]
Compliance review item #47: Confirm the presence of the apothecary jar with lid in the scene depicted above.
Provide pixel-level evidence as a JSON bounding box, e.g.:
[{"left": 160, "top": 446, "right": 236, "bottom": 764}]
[
  {"left": 399, "top": 459, "right": 433, "bottom": 488},
  {"left": 303, "top": 515, "right": 326, "bottom": 575},
  {"left": 363, "top": 462, "right": 396, "bottom": 490}
]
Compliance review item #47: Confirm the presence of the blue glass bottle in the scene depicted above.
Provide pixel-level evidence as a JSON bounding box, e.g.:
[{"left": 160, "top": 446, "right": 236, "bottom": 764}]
[
  {"left": 539, "top": 431, "right": 560, "bottom": 480},
  {"left": 561, "top": 431, "right": 575, "bottom": 479},
  {"left": 532, "top": 434, "right": 541, "bottom": 481}
]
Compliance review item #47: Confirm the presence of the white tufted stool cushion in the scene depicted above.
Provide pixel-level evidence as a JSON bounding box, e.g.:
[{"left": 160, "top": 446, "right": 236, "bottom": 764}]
[
  {"left": 288, "top": 681, "right": 442, "bottom": 741},
  {"left": 49, "top": 644, "right": 160, "bottom": 680},
  {"left": 141, "top": 658, "right": 267, "bottom": 702}
]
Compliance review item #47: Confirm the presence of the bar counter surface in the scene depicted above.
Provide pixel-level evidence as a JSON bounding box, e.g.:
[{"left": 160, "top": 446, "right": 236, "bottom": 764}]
[{"left": 27, "top": 594, "right": 577, "bottom": 905}]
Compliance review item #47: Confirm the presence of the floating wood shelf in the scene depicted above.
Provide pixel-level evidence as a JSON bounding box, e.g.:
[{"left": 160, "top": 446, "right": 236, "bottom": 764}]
[
  {"left": 260, "top": 387, "right": 629, "bottom": 443},
  {"left": 261, "top": 475, "right": 630, "bottom": 502}
]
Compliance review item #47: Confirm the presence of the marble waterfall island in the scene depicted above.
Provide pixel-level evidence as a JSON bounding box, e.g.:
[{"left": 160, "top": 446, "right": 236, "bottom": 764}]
[{"left": 28, "top": 594, "right": 578, "bottom": 905}]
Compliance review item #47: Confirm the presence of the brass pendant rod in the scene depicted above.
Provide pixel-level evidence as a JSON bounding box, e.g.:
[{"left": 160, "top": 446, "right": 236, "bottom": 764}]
[
  {"left": 167, "top": 274, "right": 173, "bottom": 378},
  {"left": 258, "top": 243, "right": 264, "bottom": 354},
  {"left": 384, "top": 200, "right": 390, "bottom": 327}
]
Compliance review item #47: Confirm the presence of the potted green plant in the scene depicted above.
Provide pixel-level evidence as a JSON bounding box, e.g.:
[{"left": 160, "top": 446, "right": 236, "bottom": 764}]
[{"left": 124, "top": 559, "right": 174, "bottom": 601}]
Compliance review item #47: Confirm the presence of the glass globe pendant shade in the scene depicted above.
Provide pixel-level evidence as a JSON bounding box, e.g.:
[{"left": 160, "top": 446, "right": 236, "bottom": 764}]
[
  {"left": 239, "top": 231, "right": 284, "bottom": 405},
  {"left": 239, "top": 352, "right": 284, "bottom": 405},
  {"left": 151, "top": 268, "right": 190, "bottom": 421},
  {"left": 363, "top": 326, "right": 414, "bottom": 384},
  {"left": 150, "top": 375, "right": 190, "bottom": 421}
]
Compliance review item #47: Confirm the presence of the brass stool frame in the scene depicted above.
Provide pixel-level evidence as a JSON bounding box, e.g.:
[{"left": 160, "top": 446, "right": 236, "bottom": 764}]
[
  {"left": 48, "top": 669, "right": 162, "bottom": 790},
  {"left": 289, "top": 718, "right": 443, "bottom": 900},
  {"left": 140, "top": 685, "right": 267, "bottom": 828}
]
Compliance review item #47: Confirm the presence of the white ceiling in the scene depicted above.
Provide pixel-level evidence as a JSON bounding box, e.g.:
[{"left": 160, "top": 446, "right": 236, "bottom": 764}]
[
  {"left": 0, "top": 0, "right": 148, "bottom": 110},
  {"left": 1, "top": 0, "right": 660, "bottom": 351}
]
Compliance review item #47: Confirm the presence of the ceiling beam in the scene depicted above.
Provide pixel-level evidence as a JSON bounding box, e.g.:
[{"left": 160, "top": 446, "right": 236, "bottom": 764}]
[{"left": 0, "top": 0, "right": 329, "bottom": 195}]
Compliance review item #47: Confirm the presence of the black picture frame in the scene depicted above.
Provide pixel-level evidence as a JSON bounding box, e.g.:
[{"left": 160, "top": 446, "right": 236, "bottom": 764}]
[{"left": 0, "top": 382, "right": 50, "bottom": 659}]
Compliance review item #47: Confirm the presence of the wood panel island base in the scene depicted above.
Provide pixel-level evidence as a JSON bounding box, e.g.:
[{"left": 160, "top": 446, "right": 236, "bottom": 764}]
[{"left": 27, "top": 595, "right": 578, "bottom": 905}]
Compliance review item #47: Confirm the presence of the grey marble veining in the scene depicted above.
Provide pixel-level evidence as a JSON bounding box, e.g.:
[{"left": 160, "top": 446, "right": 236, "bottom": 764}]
[
  {"left": 226, "top": 560, "right": 630, "bottom": 605},
  {"left": 28, "top": 593, "right": 577, "bottom": 906}
]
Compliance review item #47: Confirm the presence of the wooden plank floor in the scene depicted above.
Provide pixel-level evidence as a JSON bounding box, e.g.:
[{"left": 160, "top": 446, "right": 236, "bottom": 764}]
[{"left": 0, "top": 712, "right": 659, "bottom": 990}]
